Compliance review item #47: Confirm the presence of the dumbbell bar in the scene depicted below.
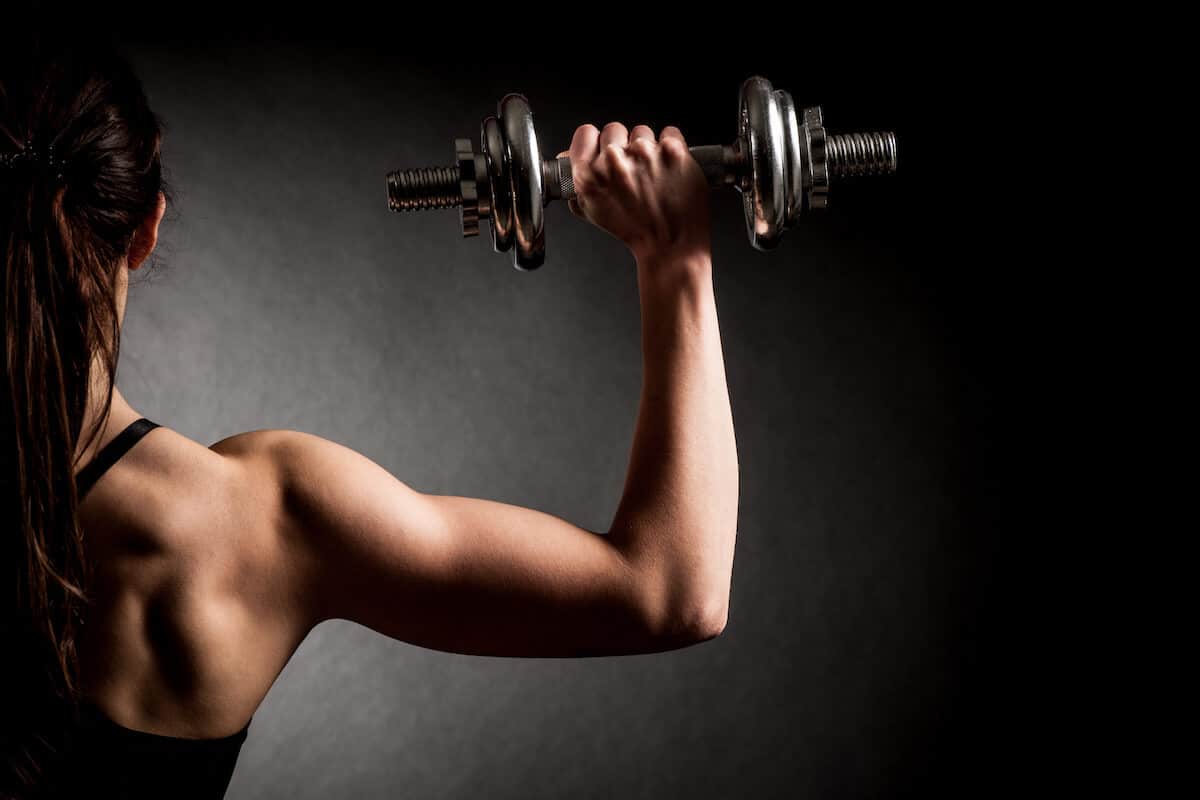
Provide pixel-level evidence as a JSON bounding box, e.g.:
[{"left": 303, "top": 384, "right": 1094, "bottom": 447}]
[{"left": 386, "top": 76, "right": 896, "bottom": 270}]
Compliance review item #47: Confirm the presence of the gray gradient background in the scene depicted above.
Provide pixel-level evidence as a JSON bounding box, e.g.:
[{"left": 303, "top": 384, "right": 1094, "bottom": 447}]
[{"left": 112, "top": 33, "right": 1007, "bottom": 800}]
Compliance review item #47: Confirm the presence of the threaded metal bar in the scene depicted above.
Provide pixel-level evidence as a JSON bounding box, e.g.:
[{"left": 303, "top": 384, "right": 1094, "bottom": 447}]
[
  {"left": 387, "top": 166, "right": 462, "bottom": 211},
  {"left": 826, "top": 132, "right": 897, "bottom": 178}
]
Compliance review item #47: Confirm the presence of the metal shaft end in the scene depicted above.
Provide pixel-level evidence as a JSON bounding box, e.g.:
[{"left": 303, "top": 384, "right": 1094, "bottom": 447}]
[
  {"left": 386, "top": 166, "right": 463, "bottom": 211},
  {"left": 827, "top": 132, "right": 897, "bottom": 178}
]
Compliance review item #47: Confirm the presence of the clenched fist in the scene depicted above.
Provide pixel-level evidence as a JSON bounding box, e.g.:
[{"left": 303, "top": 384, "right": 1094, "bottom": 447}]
[{"left": 560, "top": 123, "right": 711, "bottom": 266}]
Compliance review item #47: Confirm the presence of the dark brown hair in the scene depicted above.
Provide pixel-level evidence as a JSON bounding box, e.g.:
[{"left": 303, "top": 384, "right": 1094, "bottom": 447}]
[{"left": 1, "top": 29, "right": 168, "bottom": 793}]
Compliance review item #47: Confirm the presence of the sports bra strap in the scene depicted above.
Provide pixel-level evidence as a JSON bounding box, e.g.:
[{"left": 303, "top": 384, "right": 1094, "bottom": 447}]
[{"left": 76, "top": 418, "right": 161, "bottom": 500}]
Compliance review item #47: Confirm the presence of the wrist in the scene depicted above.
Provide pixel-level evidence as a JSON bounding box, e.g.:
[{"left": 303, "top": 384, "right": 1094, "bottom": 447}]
[{"left": 634, "top": 247, "right": 712, "bottom": 288}]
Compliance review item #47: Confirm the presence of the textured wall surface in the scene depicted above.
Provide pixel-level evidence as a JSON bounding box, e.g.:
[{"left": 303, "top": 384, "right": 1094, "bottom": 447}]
[{"left": 113, "top": 35, "right": 1008, "bottom": 799}]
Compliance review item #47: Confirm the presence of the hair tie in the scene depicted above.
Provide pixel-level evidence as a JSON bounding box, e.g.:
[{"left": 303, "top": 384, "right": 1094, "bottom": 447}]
[{"left": 0, "top": 137, "right": 68, "bottom": 183}]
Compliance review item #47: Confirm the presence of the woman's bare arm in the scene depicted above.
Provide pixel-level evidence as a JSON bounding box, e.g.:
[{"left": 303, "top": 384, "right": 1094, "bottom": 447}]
[{"left": 225, "top": 122, "right": 739, "bottom": 658}]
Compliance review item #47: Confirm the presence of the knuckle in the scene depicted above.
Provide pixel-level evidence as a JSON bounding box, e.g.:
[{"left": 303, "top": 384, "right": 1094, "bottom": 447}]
[
  {"left": 602, "top": 142, "right": 626, "bottom": 161},
  {"left": 660, "top": 137, "right": 687, "bottom": 159},
  {"left": 629, "top": 138, "right": 657, "bottom": 157},
  {"left": 608, "top": 148, "right": 633, "bottom": 170}
]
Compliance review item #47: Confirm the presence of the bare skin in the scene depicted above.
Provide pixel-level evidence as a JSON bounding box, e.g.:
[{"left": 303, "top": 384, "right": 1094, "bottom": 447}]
[{"left": 73, "top": 123, "right": 739, "bottom": 740}]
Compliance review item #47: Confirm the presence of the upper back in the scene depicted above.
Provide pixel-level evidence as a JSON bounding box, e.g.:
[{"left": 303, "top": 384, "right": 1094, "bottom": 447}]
[{"left": 74, "top": 422, "right": 312, "bottom": 740}]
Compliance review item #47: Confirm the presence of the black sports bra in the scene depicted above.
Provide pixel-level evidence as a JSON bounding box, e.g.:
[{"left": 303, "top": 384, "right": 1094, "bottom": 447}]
[
  {"left": 64, "top": 417, "right": 251, "bottom": 798},
  {"left": 60, "top": 701, "right": 250, "bottom": 799}
]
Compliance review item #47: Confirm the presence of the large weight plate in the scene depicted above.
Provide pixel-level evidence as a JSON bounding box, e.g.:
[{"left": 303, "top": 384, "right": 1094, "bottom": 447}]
[
  {"left": 498, "top": 94, "right": 545, "bottom": 270},
  {"left": 738, "top": 77, "right": 787, "bottom": 250}
]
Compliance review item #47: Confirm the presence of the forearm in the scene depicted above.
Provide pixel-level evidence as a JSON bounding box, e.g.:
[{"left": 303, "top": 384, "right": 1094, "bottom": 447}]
[{"left": 608, "top": 251, "right": 739, "bottom": 638}]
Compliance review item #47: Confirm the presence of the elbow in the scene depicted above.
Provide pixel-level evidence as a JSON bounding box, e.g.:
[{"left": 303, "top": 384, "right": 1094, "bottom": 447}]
[
  {"left": 683, "top": 595, "right": 729, "bottom": 643},
  {"left": 622, "top": 544, "right": 733, "bottom": 649},
  {"left": 637, "top": 590, "right": 729, "bottom": 648}
]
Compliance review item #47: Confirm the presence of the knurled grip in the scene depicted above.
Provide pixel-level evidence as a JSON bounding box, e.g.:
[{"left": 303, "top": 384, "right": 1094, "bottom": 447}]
[{"left": 543, "top": 157, "right": 575, "bottom": 201}]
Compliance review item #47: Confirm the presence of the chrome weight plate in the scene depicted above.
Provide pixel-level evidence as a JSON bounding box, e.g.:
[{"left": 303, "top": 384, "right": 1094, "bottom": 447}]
[
  {"left": 498, "top": 94, "right": 545, "bottom": 270},
  {"left": 482, "top": 114, "right": 513, "bottom": 254},
  {"left": 737, "top": 76, "right": 787, "bottom": 250}
]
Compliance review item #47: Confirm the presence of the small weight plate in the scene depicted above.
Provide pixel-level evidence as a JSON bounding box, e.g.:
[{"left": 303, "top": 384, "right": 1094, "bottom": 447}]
[
  {"left": 776, "top": 90, "right": 804, "bottom": 227},
  {"left": 482, "top": 115, "right": 514, "bottom": 253}
]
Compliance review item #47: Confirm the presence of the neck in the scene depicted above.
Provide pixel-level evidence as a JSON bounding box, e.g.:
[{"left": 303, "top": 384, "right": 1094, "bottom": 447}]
[{"left": 74, "top": 350, "right": 141, "bottom": 473}]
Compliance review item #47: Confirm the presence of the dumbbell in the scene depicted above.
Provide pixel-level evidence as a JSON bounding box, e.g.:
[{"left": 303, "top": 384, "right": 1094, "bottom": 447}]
[{"left": 386, "top": 76, "right": 896, "bottom": 270}]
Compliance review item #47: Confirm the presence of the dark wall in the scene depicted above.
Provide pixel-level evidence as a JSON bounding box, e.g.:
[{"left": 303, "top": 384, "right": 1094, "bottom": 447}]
[{"left": 114, "top": 30, "right": 1012, "bottom": 799}]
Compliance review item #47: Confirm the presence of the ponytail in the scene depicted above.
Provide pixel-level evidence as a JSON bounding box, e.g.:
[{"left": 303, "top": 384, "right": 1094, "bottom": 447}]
[{"left": 1, "top": 30, "right": 166, "bottom": 793}]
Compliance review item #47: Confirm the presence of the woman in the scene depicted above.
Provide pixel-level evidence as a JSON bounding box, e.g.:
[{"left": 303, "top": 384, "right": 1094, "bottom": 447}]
[{"left": 1, "top": 33, "right": 738, "bottom": 799}]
